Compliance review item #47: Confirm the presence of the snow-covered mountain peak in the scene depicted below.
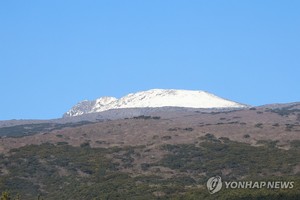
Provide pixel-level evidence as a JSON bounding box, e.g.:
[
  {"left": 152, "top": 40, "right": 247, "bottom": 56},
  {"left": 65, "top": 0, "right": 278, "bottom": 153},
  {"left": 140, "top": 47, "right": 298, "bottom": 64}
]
[
  {"left": 63, "top": 89, "right": 247, "bottom": 117},
  {"left": 94, "top": 97, "right": 117, "bottom": 106}
]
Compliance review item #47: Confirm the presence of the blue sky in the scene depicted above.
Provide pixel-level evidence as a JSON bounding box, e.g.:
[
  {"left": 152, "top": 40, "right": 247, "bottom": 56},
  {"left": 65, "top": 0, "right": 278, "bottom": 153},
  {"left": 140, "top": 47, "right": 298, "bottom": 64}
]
[{"left": 0, "top": 1, "right": 299, "bottom": 120}]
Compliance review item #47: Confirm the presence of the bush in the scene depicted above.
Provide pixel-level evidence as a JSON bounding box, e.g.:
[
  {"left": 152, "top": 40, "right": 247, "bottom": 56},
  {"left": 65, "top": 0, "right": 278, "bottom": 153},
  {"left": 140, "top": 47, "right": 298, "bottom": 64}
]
[
  {"left": 56, "top": 134, "right": 63, "bottom": 138},
  {"left": 162, "top": 136, "right": 172, "bottom": 140},
  {"left": 80, "top": 142, "right": 90, "bottom": 148},
  {"left": 255, "top": 123, "right": 263, "bottom": 128}
]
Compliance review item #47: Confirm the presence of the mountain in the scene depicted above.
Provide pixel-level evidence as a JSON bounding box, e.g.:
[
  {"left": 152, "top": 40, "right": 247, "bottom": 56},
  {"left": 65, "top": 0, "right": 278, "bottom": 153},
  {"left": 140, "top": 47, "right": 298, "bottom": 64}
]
[
  {"left": 1, "top": 101, "right": 300, "bottom": 199},
  {"left": 64, "top": 89, "right": 247, "bottom": 117},
  {"left": 1, "top": 100, "right": 300, "bottom": 199},
  {"left": 64, "top": 97, "right": 117, "bottom": 117}
]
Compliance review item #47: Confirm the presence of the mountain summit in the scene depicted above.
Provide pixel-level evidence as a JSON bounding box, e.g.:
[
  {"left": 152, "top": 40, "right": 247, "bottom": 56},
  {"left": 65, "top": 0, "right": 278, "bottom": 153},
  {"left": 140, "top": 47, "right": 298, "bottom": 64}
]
[{"left": 64, "top": 89, "right": 247, "bottom": 117}]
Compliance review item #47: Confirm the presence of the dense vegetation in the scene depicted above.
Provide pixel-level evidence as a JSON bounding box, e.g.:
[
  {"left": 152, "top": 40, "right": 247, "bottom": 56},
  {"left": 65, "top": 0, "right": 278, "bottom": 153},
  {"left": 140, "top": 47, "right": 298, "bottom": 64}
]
[
  {"left": 0, "top": 135, "right": 299, "bottom": 199},
  {"left": 157, "top": 135, "right": 300, "bottom": 178},
  {"left": 266, "top": 104, "right": 300, "bottom": 117},
  {"left": 0, "top": 121, "right": 93, "bottom": 138}
]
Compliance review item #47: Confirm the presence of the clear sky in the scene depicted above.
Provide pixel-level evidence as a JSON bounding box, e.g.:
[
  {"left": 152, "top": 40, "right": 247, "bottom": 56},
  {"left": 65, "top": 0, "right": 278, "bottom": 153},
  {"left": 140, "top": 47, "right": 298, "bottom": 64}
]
[{"left": 0, "top": 1, "right": 299, "bottom": 120}]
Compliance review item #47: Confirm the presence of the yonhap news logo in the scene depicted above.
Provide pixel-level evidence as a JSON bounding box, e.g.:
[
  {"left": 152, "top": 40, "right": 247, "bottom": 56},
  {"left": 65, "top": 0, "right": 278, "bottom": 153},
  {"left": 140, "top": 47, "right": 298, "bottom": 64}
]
[
  {"left": 207, "top": 176, "right": 295, "bottom": 194},
  {"left": 207, "top": 176, "right": 222, "bottom": 194}
]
